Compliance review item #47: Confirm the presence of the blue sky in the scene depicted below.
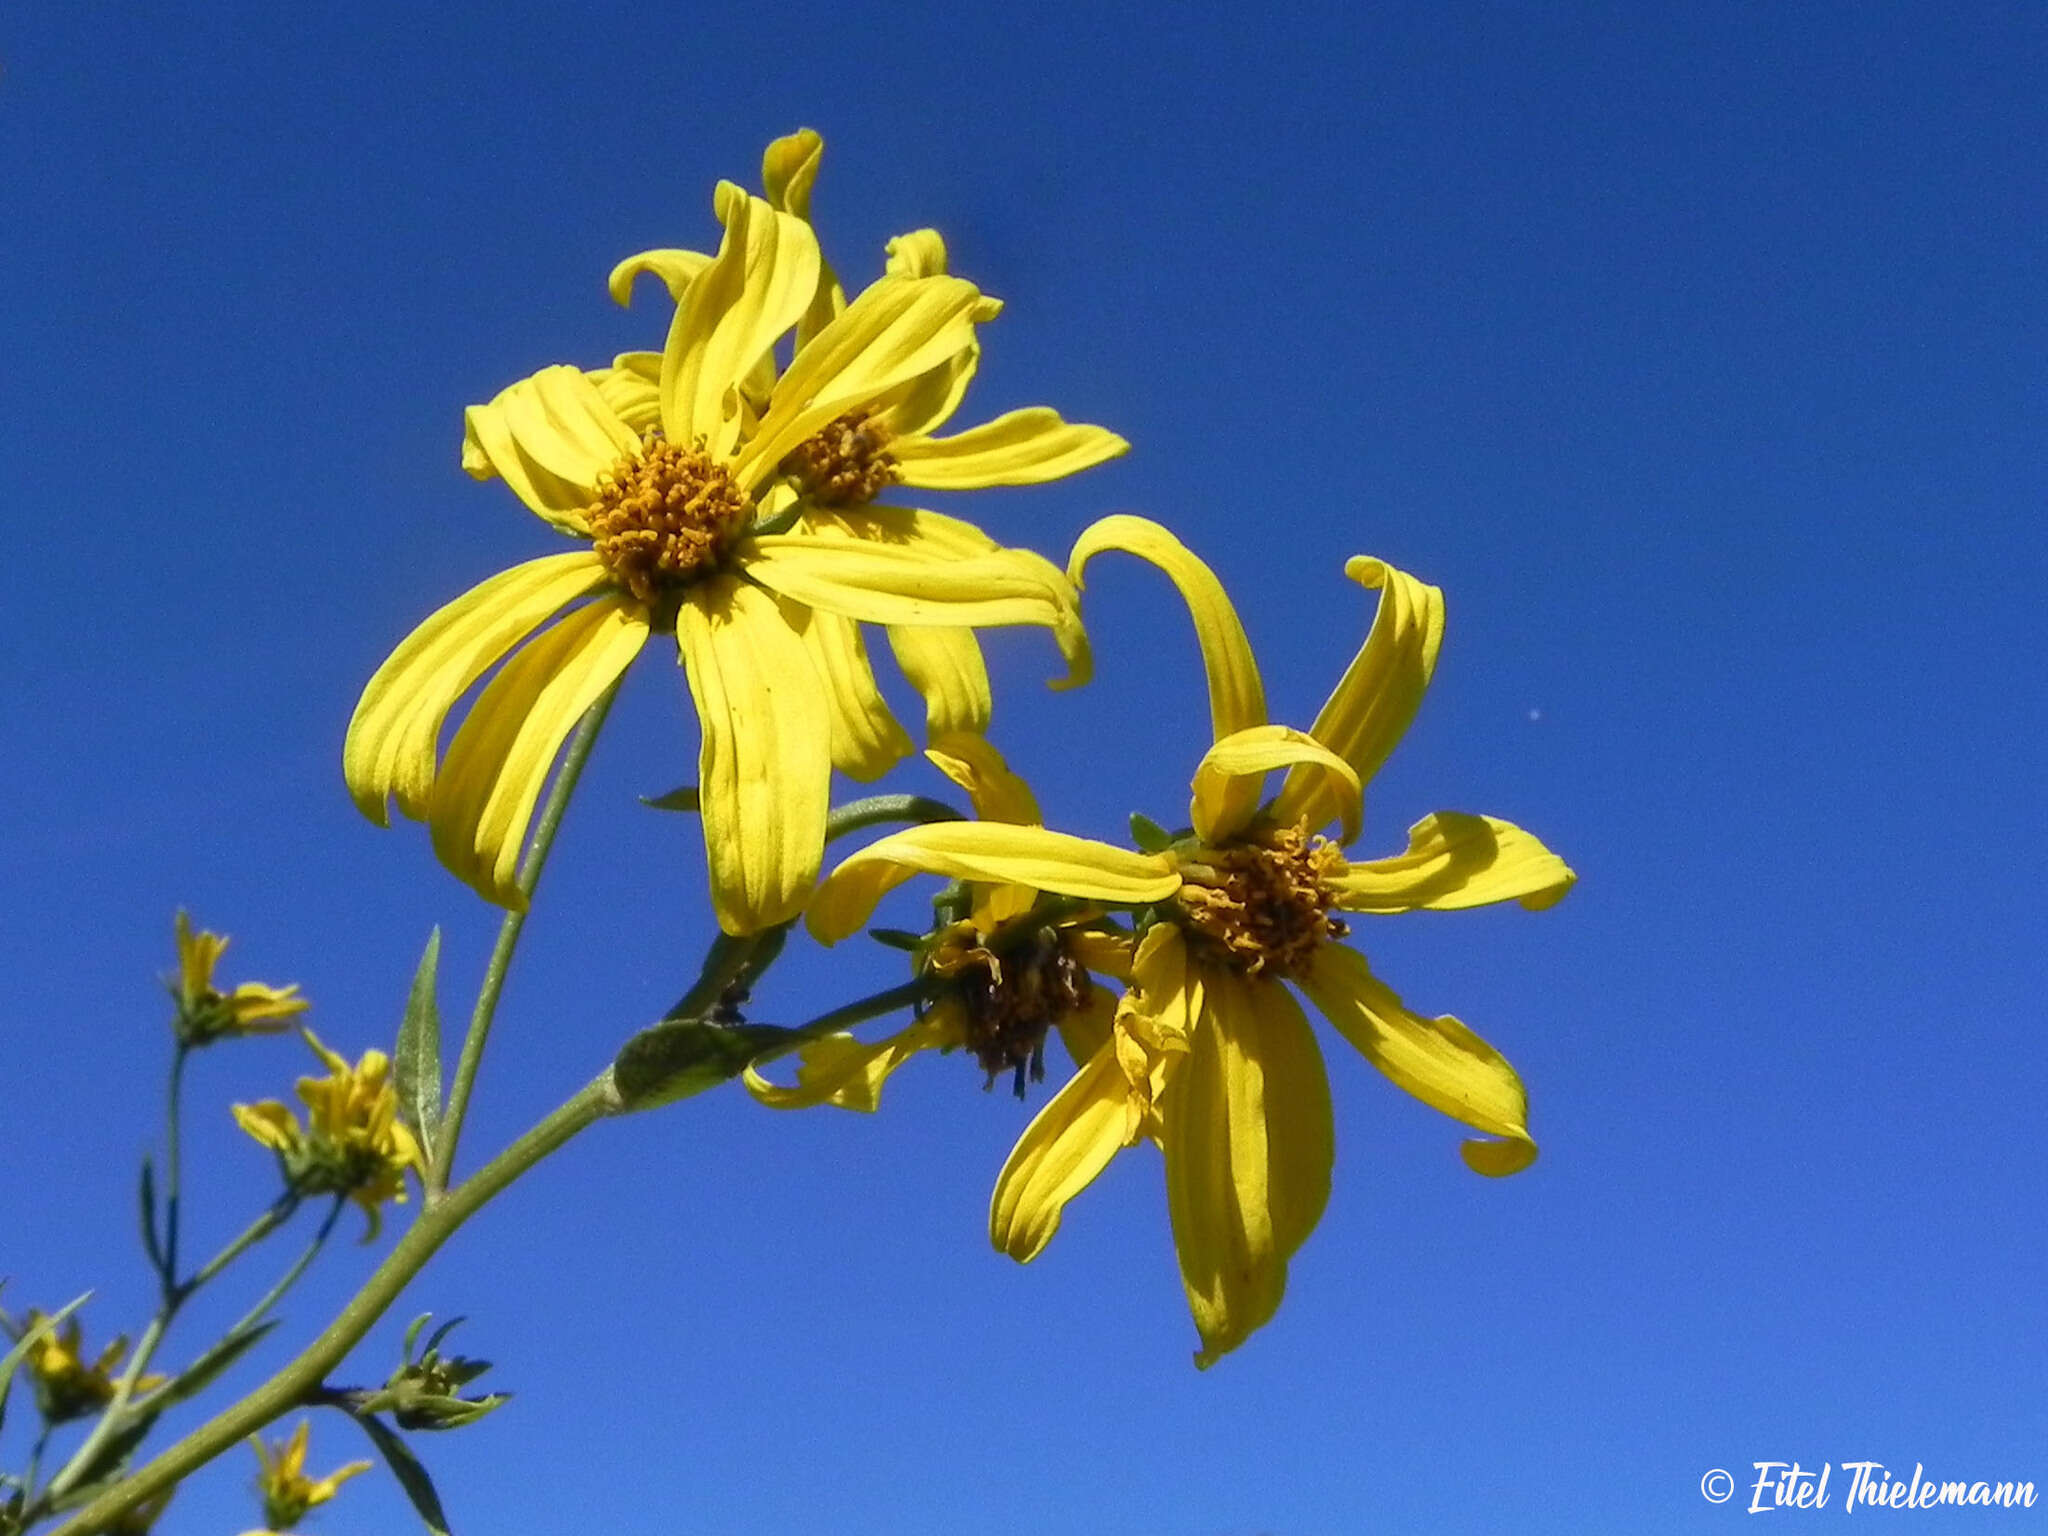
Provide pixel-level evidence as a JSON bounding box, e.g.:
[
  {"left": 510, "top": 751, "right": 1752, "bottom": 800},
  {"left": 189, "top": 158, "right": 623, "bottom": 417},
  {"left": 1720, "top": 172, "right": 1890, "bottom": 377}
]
[{"left": 3, "top": 2, "right": 2043, "bottom": 1532}]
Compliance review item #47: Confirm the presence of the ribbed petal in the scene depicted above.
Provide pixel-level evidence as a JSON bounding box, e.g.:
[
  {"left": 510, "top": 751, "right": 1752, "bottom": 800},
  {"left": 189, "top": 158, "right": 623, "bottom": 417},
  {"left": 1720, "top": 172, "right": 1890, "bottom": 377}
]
[
  {"left": 1190, "top": 725, "right": 1362, "bottom": 847},
  {"left": 893, "top": 407, "right": 1128, "bottom": 490},
  {"left": 1055, "top": 979, "right": 1119, "bottom": 1068},
  {"left": 660, "top": 183, "right": 820, "bottom": 460},
  {"left": 792, "top": 503, "right": 999, "bottom": 555},
  {"left": 808, "top": 823, "right": 1181, "bottom": 944},
  {"left": 606, "top": 248, "right": 712, "bottom": 308},
  {"left": 886, "top": 624, "right": 992, "bottom": 735},
  {"left": 1066, "top": 929, "right": 1135, "bottom": 985},
  {"left": 1298, "top": 943, "right": 1537, "bottom": 1177},
  {"left": 1270, "top": 557, "right": 1445, "bottom": 835},
  {"left": 461, "top": 366, "right": 639, "bottom": 535},
  {"left": 875, "top": 343, "right": 981, "bottom": 439},
  {"left": 884, "top": 228, "right": 950, "bottom": 277},
  {"left": 1071, "top": 515, "right": 1265, "bottom": 829},
  {"left": 590, "top": 352, "right": 662, "bottom": 434},
  {"left": 677, "top": 577, "right": 835, "bottom": 935},
  {"left": 924, "top": 731, "right": 1041, "bottom": 823},
  {"left": 793, "top": 606, "right": 913, "bottom": 782},
  {"left": 736, "top": 273, "right": 986, "bottom": 489},
  {"left": 743, "top": 1009, "right": 955, "bottom": 1111},
  {"left": 1331, "top": 812, "right": 1576, "bottom": 913},
  {"left": 989, "top": 1041, "right": 1131, "bottom": 1262},
  {"left": 428, "top": 596, "right": 647, "bottom": 907},
  {"left": 759, "top": 128, "right": 845, "bottom": 346},
  {"left": 345, "top": 552, "right": 612, "bottom": 825}
]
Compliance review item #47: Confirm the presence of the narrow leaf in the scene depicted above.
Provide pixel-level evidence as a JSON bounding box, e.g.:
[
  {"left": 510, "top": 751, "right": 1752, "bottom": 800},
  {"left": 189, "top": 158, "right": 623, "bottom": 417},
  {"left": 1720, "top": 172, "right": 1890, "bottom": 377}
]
[
  {"left": 1128, "top": 812, "right": 1175, "bottom": 853},
  {"left": 611, "top": 1018, "right": 801, "bottom": 1113},
  {"left": 156, "top": 1319, "right": 281, "bottom": 1407},
  {"left": 139, "top": 1157, "right": 166, "bottom": 1280},
  {"left": 395, "top": 928, "right": 444, "bottom": 1164},
  {"left": 401, "top": 1312, "right": 433, "bottom": 1362},
  {"left": 640, "top": 784, "right": 701, "bottom": 812},
  {"left": 351, "top": 1411, "right": 453, "bottom": 1536},
  {"left": 866, "top": 928, "right": 925, "bottom": 952}
]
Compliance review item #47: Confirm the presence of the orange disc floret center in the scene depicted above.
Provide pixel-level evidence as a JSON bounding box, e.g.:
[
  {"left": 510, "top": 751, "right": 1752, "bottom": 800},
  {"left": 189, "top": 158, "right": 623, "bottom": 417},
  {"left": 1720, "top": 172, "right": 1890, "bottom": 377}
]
[
  {"left": 1174, "top": 822, "right": 1349, "bottom": 979},
  {"left": 937, "top": 924, "right": 1091, "bottom": 1098},
  {"left": 586, "top": 433, "right": 751, "bottom": 606},
  {"left": 780, "top": 411, "right": 901, "bottom": 507}
]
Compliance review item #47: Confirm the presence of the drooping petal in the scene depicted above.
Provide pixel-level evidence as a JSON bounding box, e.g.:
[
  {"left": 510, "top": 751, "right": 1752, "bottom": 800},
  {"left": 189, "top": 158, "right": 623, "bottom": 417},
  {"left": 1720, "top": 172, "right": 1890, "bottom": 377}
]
[
  {"left": 892, "top": 408, "right": 1129, "bottom": 489},
  {"left": 883, "top": 228, "right": 950, "bottom": 278},
  {"left": 344, "top": 552, "right": 612, "bottom": 824},
  {"left": 677, "top": 577, "right": 835, "bottom": 935},
  {"left": 1071, "top": 515, "right": 1265, "bottom": 827},
  {"left": 792, "top": 502, "right": 999, "bottom": 555},
  {"left": 792, "top": 605, "right": 914, "bottom": 782},
  {"left": 874, "top": 342, "right": 981, "bottom": 440},
  {"left": 461, "top": 366, "right": 640, "bottom": 535},
  {"left": 1190, "top": 725, "right": 1362, "bottom": 846},
  {"left": 590, "top": 352, "right": 662, "bottom": 434},
  {"left": 886, "top": 624, "right": 992, "bottom": 735},
  {"left": 924, "top": 731, "right": 1041, "bottom": 824},
  {"left": 759, "top": 128, "right": 845, "bottom": 347},
  {"left": 808, "top": 823, "right": 1181, "bottom": 944},
  {"left": 660, "top": 183, "right": 820, "bottom": 460},
  {"left": 1270, "top": 557, "right": 1445, "bottom": 837},
  {"left": 1055, "top": 979, "right": 1119, "bottom": 1067},
  {"left": 989, "top": 1042, "right": 1132, "bottom": 1262},
  {"left": 1065, "top": 929, "right": 1134, "bottom": 984},
  {"left": 1298, "top": 943, "right": 1537, "bottom": 1176},
  {"left": 429, "top": 596, "right": 648, "bottom": 907},
  {"left": 606, "top": 248, "right": 713, "bottom": 308},
  {"left": 1330, "top": 812, "right": 1576, "bottom": 913},
  {"left": 743, "top": 1008, "right": 956, "bottom": 1111},
  {"left": 735, "top": 273, "right": 987, "bottom": 489}
]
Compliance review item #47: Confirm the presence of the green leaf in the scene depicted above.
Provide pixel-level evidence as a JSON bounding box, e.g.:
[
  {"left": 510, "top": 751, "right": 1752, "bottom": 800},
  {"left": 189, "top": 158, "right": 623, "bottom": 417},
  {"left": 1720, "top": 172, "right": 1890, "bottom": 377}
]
[
  {"left": 139, "top": 1156, "right": 166, "bottom": 1281},
  {"left": 1128, "top": 812, "right": 1175, "bottom": 853},
  {"left": 349, "top": 1412, "right": 453, "bottom": 1536},
  {"left": 401, "top": 1312, "right": 433, "bottom": 1363},
  {"left": 395, "top": 928, "right": 444, "bottom": 1165},
  {"left": 639, "top": 783, "right": 700, "bottom": 812},
  {"left": 610, "top": 1017, "right": 801, "bottom": 1113},
  {"left": 155, "top": 1319, "right": 281, "bottom": 1408},
  {"left": 866, "top": 928, "right": 925, "bottom": 952},
  {"left": 0, "top": 1292, "right": 89, "bottom": 1440}
]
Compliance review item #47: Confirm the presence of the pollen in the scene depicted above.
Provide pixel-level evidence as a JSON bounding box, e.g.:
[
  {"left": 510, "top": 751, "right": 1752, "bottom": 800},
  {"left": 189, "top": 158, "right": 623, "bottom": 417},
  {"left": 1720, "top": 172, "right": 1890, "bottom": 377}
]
[
  {"left": 941, "top": 924, "right": 1091, "bottom": 1099},
  {"left": 1174, "top": 822, "right": 1349, "bottom": 979},
  {"left": 780, "top": 411, "right": 901, "bottom": 507},
  {"left": 585, "top": 433, "right": 750, "bottom": 607}
]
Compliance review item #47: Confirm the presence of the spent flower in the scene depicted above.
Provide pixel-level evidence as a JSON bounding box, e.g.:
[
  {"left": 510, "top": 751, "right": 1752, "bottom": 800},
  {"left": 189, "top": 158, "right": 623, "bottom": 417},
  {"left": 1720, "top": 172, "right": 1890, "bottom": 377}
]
[
  {"left": 9, "top": 1312, "right": 166, "bottom": 1425},
  {"left": 170, "top": 911, "right": 308, "bottom": 1047}
]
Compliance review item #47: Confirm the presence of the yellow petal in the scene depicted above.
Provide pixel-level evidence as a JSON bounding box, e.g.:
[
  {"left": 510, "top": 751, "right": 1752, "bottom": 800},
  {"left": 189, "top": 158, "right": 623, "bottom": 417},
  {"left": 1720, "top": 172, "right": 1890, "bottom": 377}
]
[
  {"left": 231, "top": 1100, "right": 300, "bottom": 1153},
  {"left": 1070, "top": 515, "right": 1264, "bottom": 825},
  {"left": 1298, "top": 943, "right": 1536, "bottom": 1176},
  {"left": 344, "top": 552, "right": 611, "bottom": 824},
  {"left": 884, "top": 228, "right": 950, "bottom": 278},
  {"left": 874, "top": 342, "right": 981, "bottom": 439},
  {"left": 428, "top": 596, "right": 647, "bottom": 907},
  {"left": 1055, "top": 979, "right": 1119, "bottom": 1067},
  {"left": 660, "top": 183, "right": 820, "bottom": 460},
  {"left": 1270, "top": 556, "right": 1445, "bottom": 836},
  {"left": 606, "top": 248, "right": 712, "bottom": 308},
  {"left": 886, "top": 624, "right": 992, "bottom": 736},
  {"left": 793, "top": 606, "right": 914, "bottom": 782},
  {"left": 1065, "top": 928, "right": 1134, "bottom": 984},
  {"left": 737, "top": 273, "right": 987, "bottom": 488},
  {"left": 1330, "top": 812, "right": 1576, "bottom": 913},
  {"left": 744, "top": 1009, "right": 955, "bottom": 1111},
  {"left": 175, "top": 910, "right": 224, "bottom": 1000},
  {"left": 590, "top": 351, "right": 663, "bottom": 434},
  {"left": 1190, "top": 725, "right": 1362, "bottom": 847},
  {"left": 761, "top": 129, "right": 825, "bottom": 217},
  {"left": 924, "top": 731, "right": 1041, "bottom": 824},
  {"left": 892, "top": 407, "right": 1128, "bottom": 489},
  {"left": 989, "top": 1042, "right": 1131, "bottom": 1262},
  {"left": 808, "top": 823, "right": 1181, "bottom": 945},
  {"left": 791, "top": 502, "right": 998, "bottom": 555},
  {"left": 460, "top": 366, "right": 638, "bottom": 535},
  {"left": 677, "top": 578, "right": 834, "bottom": 935}
]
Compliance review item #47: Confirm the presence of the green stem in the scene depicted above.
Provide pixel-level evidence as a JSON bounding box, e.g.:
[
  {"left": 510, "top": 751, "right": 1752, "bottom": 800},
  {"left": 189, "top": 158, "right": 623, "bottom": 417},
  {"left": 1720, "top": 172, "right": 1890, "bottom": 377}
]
[
  {"left": 431, "top": 684, "right": 619, "bottom": 1197},
  {"left": 48, "top": 1074, "right": 622, "bottom": 1536},
  {"left": 750, "top": 974, "right": 947, "bottom": 1071},
  {"left": 221, "top": 1198, "right": 344, "bottom": 1342},
  {"left": 161, "top": 1044, "right": 190, "bottom": 1290},
  {"left": 824, "top": 794, "right": 964, "bottom": 842},
  {"left": 179, "top": 1197, "right": 299, "bottom": 1298}
]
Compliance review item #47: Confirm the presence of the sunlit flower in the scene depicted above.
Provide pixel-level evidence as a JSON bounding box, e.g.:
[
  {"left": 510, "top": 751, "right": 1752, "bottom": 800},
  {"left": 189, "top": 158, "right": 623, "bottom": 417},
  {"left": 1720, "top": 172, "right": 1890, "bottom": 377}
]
[
  {"left": 11, "top": 1312, "right": 166, "bottom": 1424},
  {"left": 804, "top": 517, "right": 1575, "bottom": 1366},
  {"left": 231, "top": 1030, "right": 426, "bottom": 1238},
  {"left": 347, "top": 143, "right": 1121, "bottom": 934},
  {"left": 240, "top": 1420, "right": 370, "bottom": 1535},
  {"left": 170, "top": 910, "right": 309, "bottom": 1046}
]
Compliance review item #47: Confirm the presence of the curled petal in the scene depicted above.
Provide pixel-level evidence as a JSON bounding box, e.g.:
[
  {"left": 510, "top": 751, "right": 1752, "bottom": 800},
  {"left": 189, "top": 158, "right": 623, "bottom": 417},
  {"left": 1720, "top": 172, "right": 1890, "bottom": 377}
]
[
  {"left": 761, "top": 128, "right": 825, "bottom": 218},
  {"left": 344, "top": 552, "right": 612, "bottom": 825},
  {"left": 1190, "top": 725, "right": 1362, "bottom": 847},
  {"left": 794, "top": 606, "right": 914, "bottom": 783},
  {"left": 590, "top": 351, "right": 662, "bottom": 434},
  {"left": 1055, "top": 980, "right": 1119, "bottom": 1068},
  {"left": 924, "top": 731, "right": 1041, "bottom": 824},
  {"left": 429, "top": 596, "right": 648, "bottom": 907},
  {"left": 989, "top": 1042, "right": 1131, "bottom": 1262},
  {"left": 744, "top": 1008, "right": 956, "bottom": 1111},
  {"left": 461, "top": 365, "right": 638, "bottom": 534},
  {"left": 231, "top": 1100, "right": 300, "bottom": 1154},
  {"left": 886, "top": 624, "right": 992, "bottom": 736},
  {"left": 892, "top": 408, "right": 1129, "bottom": 490},
  {"left": 606, "top": 248, "right": 713, "bottom": 308},
  {"left": 1331, "top": 812, "right": 1576, "bottom": 912},
  {"left": 884, "top": 228, "right": 950, "bottom": 278},
  {"left": 677, "top": 578, "right": 835, "bottom": 935},
  {"left": 1298, "top": 944, "right": 1536, "bottom": 1177},
  {"left": 874, "top": 343, "right": 981, "bottom": 439},
  {"left": 1271, "top": 557, "right": 1445, "bottom": 835},
  {"left": 1065, "top": 928, "right": 1134, "bottom": 985},
  {"left": 808, "top": 823, "right": 1180, "bottom": 945}
]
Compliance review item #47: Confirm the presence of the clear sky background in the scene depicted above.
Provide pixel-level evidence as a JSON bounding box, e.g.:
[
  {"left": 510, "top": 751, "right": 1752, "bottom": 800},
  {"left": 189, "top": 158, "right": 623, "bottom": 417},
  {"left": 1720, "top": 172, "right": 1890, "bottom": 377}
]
[{"left": 4, "top": 3, "right": 2044, "bottom": 1533}]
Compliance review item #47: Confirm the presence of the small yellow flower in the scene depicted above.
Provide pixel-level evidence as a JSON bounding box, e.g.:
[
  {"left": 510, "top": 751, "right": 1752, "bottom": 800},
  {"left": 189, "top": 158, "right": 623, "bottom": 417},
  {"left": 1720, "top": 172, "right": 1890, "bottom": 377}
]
[
  {"left": 242, "top": 1420, "right": 370, "bottom": 1534},
  {"left": 804, "top": 519, "right": 1575, "bottom": 1366},
  {"left": 345, "top": 134, "right": 1122, "bottom": 935},
  {"left": 170, "top": 911, "right": 308, "bottom": 1046},
  {"left": 14, "top": 1312, "right": 166, "bottom": 1425},
  {"left": 232, "top": 1030, "right": 426, "bottom": 1238}
]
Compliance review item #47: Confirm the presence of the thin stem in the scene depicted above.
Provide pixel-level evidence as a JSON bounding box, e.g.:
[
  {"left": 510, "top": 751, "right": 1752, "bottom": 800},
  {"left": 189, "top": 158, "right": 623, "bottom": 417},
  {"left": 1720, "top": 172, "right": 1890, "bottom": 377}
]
[
  {"left": 222, "top": 1198, "right": 345, "bottom": 1342},
  {"left": 823, "top": 794, "right": 964, "bottom": 842},
  {"left": 180, "top": 1197, "right": 299, "bottom": 1297},
  {"left": 49, "top": 1073, "right": 622, "bottom": 1536},
  {"left": 161, "top": 1044, "right": 189, "bottom": 1290},
  {"left": 431, "top": 684, "right": 619, "bottom": 1197},
  {"left": 748, "top": 975, "right": 947, "bottom": 1072}
]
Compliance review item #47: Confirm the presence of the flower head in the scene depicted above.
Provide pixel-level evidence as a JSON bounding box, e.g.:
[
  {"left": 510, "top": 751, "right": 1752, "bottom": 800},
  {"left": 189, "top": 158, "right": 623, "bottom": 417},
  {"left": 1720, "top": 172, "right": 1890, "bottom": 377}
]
[
  {"left": 804, "top": 519, "right": 1575, "bottom": 1366},
  {"left": 11, "top": 1312, "right": 166, "bottom": 1425},
  {"left": 170, "top": 911, "right": 308, "bottom": 1047},
  {"left": 242, "top": 1420, "right": 370, "bottom": 1534},
  {"left": 345, "top": 134, "right": 1124, "bottom": 934},
  {"left": 232, "top": 1030, "right": 426, "bottom": 1238}
]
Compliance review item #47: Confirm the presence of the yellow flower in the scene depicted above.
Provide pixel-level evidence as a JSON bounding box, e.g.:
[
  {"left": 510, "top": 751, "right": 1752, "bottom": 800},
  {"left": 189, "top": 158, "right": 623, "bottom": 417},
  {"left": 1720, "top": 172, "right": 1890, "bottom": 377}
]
[
  {"left": 804, "top": 518, "right": 1575, "bottom": 1366},
  {"left": 232, "top": 1030, "right": 427, "bottom": 1238},
  {"left": 14, "top": 1312, "right": 167, "bottom": 1424},
  {"left": 170, "top": 911, "right": 308, "bottom": 1046},
  {"left": 346, "top": 143, "right": 1122, "bottom": 935},
  {"left": 242, "top": 1420, "right": 370, "bottom": 1534}
]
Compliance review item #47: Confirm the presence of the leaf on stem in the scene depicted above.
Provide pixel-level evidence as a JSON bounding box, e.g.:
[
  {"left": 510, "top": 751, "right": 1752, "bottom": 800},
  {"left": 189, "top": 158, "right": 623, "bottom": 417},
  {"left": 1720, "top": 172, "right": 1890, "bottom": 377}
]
[
  {"left": 611, "top": 1017, "right": 802, "bottom": 1113},
  {"left": 155, "top": 1319, "right": 281, "bottom": 1409},
  {"left": 348, "top": 1411, "right": 454, "bottom": 1536},
  {"left": 396, "top": 928, "right": 445, "bottom": 1167},
  {"left": 139, "top": 1157, "right": 167, "bottom": 1283}
]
